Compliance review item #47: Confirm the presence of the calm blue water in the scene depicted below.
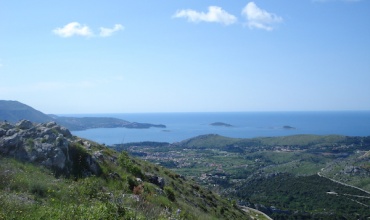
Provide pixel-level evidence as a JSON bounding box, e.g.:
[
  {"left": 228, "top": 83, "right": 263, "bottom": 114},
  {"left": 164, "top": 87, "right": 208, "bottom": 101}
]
[{"left": 66, "top": 112, "right": 370, "bottom": 145}]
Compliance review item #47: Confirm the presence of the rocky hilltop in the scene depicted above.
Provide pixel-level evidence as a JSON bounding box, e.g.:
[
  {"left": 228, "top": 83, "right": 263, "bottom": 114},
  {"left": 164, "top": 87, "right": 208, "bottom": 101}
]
[{"left": 0, "top": 120, "right": 100, "bottom": 177}]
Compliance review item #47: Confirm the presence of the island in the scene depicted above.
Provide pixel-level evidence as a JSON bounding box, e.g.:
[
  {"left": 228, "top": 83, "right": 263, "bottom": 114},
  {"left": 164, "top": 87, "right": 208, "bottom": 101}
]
[{"left": 210, "top": 122, "right": 233, "bottom": 127}]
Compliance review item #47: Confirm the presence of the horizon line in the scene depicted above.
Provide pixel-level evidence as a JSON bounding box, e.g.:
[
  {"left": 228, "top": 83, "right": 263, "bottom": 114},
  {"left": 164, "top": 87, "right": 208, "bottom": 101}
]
[{"left": 54, "top": 110, "right": 370, "bottom": 115}]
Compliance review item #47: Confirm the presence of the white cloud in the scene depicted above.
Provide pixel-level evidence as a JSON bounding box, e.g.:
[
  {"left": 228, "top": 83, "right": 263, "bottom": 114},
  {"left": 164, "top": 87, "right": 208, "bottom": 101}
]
[
  {"left": 99, "top": 24, "right": 124, "bottom": 37},
  {"left": 173, "top": 6, "right": 237, "bottom": 25},
  {"left": 53, "top": 22, "right": 93, "bottom": 38},
  {"left": 242, "top": 2, "right": 283, "bottom": 31},
  {"left": 53, "top": 22, "right": 124, "bottom": 38}
]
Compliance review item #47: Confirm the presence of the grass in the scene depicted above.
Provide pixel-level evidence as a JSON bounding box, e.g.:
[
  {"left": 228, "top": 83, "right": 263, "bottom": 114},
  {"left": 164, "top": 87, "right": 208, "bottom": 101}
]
[{"left": 0, "top": 144, "right": 251, "bottom": 220}]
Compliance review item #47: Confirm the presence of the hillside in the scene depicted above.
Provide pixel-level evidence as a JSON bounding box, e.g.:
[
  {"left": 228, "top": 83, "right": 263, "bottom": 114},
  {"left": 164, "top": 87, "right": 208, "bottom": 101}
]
[
  {"left": 0, "top": 100, "right": 53, "bottom": 123},
  {"left": 115, "top": 134, "right": 370, "bottom": 218},
  {"left": 0, "top": 120, "right": 253, "bottom": 219},
  {"left": 0, "top": 100, "right": 165, "bottom": 130}
]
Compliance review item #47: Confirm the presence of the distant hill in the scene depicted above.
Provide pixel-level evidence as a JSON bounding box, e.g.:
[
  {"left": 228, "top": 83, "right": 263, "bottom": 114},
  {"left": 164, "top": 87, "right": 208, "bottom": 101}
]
[
  {"left": 0, "top": 100, "right": 166, "bottom": 130},
  {"left": 0, "top": 100, "right": 53, "bottom": 123}
]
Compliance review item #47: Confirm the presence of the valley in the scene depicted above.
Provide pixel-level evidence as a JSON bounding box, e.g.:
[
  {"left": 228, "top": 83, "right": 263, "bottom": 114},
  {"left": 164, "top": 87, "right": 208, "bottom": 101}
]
[{"left": 114, "top": 134, "right": 370, "bottom": 218}]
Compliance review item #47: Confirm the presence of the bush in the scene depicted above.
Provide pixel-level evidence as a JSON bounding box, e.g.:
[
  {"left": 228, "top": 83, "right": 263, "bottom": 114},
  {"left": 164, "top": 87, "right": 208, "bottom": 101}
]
[
  {"left": 127, "top": 176, "right": 139, "bottom": 191},
  {"left": 30, "top": 181, "right": 47, "bottom": 197},
  {"left": 164, "top": 186, "right": 175, "bottom": 202},
  {"left": 72, "top": 177, "right": 112, "bottom": 203},
  {"left": 68, "top": 143, "right": 90, "bottom": 178},
  {"left": 119, "top": 151, "right": 143, "bottom": 178}
]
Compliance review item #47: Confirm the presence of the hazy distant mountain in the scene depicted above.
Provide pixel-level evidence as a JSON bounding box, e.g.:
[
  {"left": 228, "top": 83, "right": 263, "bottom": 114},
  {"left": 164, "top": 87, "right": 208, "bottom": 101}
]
[
  {"left": 0, "top": 100, "right": 165, "bottom": 130},
  {"left": 0, "top": 100, "right": 53, "bottom": 123}
]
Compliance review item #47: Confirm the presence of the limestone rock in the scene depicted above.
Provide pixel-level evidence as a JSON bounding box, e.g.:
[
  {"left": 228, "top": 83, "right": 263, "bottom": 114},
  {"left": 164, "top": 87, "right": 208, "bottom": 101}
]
[
  {"left": 16, "top": 120, "right": 34, "bottom": 130},
  {"left": 0, "top": 128, "right": 6, "bottom": 137},
  {"left": 0, "top": 122, "right": 14, "bottom": 130},
  {"left": 0, "top": 119, "right": 100, "bottom": 177}
]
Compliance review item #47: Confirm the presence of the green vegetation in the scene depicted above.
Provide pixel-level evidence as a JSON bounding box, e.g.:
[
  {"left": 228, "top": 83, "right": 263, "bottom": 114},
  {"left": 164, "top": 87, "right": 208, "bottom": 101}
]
[
  {"left": 233, "top": 174, "right": 370, "bottom": 219},
  {"left": 2, "top": 114, "right": 369, "bottom": 219},
  {"left": 116, "top": 134, "right": 370, "bottom": 218},
  {"left": 0, "top": 140, "right": 251, "bottom": 219}
]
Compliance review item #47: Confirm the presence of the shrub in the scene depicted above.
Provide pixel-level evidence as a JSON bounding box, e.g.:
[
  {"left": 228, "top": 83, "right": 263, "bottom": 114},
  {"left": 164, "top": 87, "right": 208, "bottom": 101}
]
[
  {"left": 128, "top": 165, "right": 143, "bottom": 178},
  {"left": 26, "top": 138, "right": 35, "bottom": 147},
  {"left": 127, "top": 176, "right": 139, "bottom": 191},
  {"left": 133, "top": 185, "right": 143, "bottom": 195},
  {"left": 76, "top": 177, "right": 107, "bottom": 200},
  {"left": 119, "top": 151, "right": 143, "bottom": 178},
  {"left": 29, "top": 181, "right": 47, "bottom": 197},
  {"left": 164, "top": 186, "right": 175, "bottom": 202}
]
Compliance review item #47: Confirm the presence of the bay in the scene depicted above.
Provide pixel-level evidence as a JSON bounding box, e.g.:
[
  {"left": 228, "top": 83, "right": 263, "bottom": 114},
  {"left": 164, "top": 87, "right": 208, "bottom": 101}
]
[{"left": 66, "top": 111, "right": 370, "bottom": 145}]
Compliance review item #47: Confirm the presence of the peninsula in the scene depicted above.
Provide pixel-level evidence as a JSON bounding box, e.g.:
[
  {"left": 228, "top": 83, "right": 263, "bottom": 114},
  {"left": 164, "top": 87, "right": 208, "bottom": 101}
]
[{"left": 0, "top": 100, "right": 166, "bottom": 131}]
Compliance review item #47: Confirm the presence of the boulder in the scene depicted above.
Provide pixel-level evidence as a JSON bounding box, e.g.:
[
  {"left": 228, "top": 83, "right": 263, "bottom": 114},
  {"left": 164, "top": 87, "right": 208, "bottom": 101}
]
[
  {"left": 16, "top": 120, "right": 34, "bottom": 130},
  {"left": 46, "top": 121, "right": 57, "bottom": 128},
  {"left": 85, "top": 155, "right": 101, "bottom": 176},
  {"left": 52, "top": 148, "right": 67, "bottom": 169},
  {"left": 109, "top": 172, "right": 121, "bottom": 180},
  {"left": 145, "top": 172, "right": 165, "bottom": 189},
  {"left": 0, "top": 122, "right": 14, "bottom": 130},
  {"left": 6, "top": 129, "right": 17, "bottom": 136},
  {"left": 52, "top": 125, "right": 72, "bottom": 138},
  {"left": 1, "top": 133, "right": 21, "bottom": 149},
  {"left": 0, "top": 128, "right": 6, "bottom": 137}
]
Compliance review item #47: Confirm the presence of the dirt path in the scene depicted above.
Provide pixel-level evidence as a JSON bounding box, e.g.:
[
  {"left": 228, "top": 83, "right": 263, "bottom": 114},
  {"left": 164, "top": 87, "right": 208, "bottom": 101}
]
[
  {"left": 240, "top": 206, "right": 273, "bottom": 220},
  {"left": 318, "top": 170, "right": 370, "bottom": 195}
]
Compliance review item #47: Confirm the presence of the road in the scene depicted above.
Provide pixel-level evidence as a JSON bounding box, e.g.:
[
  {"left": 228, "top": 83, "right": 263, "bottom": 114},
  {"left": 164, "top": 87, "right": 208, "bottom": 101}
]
[
  {"left": 318, "top": 169, "right": 370, "bottom": 195},
  {"left": 240, "top": 206, "right": 273, "bottom": 220}
]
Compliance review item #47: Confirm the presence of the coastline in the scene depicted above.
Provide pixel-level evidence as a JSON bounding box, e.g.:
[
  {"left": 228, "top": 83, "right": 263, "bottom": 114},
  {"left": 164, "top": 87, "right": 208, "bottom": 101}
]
[{"left": 70, "top": 111, "right": 370, "bottom": 145}]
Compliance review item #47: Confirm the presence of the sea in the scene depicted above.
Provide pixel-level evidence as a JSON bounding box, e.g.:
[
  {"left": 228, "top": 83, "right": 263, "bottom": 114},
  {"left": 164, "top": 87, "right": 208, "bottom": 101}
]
[{"left": 66, "top": 111, "right": 370, "bottom": 145}]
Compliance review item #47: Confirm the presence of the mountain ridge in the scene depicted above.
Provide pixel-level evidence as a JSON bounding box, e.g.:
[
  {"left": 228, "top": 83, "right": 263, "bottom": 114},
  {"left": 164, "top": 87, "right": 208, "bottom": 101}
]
[
  {"left": 0, "top": 100, "right": 53, "bottom": 123},
  {"left": 0, "top": 100, "right": 166, "bottom": 130}
]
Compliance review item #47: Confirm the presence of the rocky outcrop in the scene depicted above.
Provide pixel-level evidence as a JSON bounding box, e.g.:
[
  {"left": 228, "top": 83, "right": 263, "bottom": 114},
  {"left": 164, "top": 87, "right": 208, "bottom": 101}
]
[
  {"left": 0, "top": 120, "right": 100, "bottom": 177},
  {"left": 145, "top": 172, "right": 165, "bottom": 189}
]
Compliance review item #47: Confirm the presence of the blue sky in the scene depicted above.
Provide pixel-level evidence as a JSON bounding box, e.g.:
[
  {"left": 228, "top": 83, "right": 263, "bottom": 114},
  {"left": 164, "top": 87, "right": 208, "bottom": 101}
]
[{"left": 1, "top": 0, "right": 369, "bottom": 114}]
